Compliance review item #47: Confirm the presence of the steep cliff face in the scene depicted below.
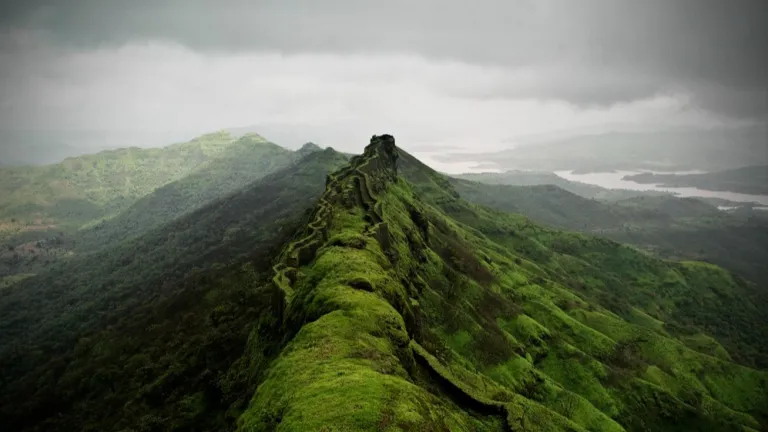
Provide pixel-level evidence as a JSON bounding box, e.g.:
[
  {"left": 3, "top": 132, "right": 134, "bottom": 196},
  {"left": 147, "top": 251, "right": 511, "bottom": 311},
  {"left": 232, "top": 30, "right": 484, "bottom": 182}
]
[{"left": 237, "top": 135, "right": 768, "bottom": 432}]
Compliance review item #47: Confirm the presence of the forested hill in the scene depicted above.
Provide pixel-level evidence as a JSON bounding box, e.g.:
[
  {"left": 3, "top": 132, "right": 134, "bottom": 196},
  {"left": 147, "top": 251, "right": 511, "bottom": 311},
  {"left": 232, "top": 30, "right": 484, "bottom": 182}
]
[
  {"left": 0, "top": 147, "right": 349, "bottom": 431},
  {"left": 237, "top": 136, "right": 767, "bottom": 431},
  {"left": 0, "top": 132, "right": 301, "bottom": 288},
  {"left": 446, "top": 175, "right": 768, "bottom": 286},
  {"left": 1, "top": 135, "right": 767, "bottom": 431},
  {"left": 0, "top": 131, "right": 292, "bottom": 235},
  {"left": 73, "top": 135, "right": 299, "bottom": 251}
]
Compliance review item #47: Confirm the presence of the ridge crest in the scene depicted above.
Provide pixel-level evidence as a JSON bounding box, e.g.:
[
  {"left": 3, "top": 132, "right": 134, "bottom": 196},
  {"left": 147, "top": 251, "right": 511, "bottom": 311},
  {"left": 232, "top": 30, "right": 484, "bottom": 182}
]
[{"left": 270, "top": 134, "right": 399, "bottom": 314}]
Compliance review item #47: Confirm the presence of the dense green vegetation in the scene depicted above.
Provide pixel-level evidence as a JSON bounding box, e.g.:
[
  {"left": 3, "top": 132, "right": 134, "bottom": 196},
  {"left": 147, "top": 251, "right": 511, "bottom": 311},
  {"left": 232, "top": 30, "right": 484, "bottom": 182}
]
[
  {"left": 1, "top": 134, "right": 766, "bottom": 431},
  {"left": 0, "top": 132, "right": 303, "bottom": 285},
  {"left": 1, "top": 131, "right": 231, "bottom": 226},
  {"left": 624, "top": 165, "right": 768, "bottom": 195},
  {"left": 236, "top": 137, "right": 768, "bottom": 431},
  {"left": 0, "top": 131, "right": 291, "bottom": 239},
  {"left": 0, "top": 148, "right": 348, "bottom": 431},
  {"left": 448, "top": 176, "right": 768, "bottom": 286},
  {"left": 74, "top": 136, "right": 300, "bottom": 252}
]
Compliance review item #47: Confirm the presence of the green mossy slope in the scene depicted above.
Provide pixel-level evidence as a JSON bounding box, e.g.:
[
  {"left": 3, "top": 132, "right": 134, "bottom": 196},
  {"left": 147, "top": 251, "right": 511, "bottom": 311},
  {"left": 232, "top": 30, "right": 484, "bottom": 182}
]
[
  {"left": 0, "top": 149, "right": 350, "bottom": 431},
  {"left": 0, "top": 131, "right": 295, "bottom": 247},
  {"left": 75, "top": 133, "right": 297, "bottom": 251},
  {"left": 239, "top": 136, "right": 768, "bottom": 432},
  {"left": 450, "top": 169, "right": 768, "bottom": 292}
]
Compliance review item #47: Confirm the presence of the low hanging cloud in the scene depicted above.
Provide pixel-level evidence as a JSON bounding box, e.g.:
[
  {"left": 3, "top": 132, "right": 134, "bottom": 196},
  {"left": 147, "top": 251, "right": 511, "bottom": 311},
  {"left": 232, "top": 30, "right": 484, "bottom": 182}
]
[
  {"left": 0, "top": 34, "right": 736, "bottom": 152},
  {"left": 3, "top": 0, "right": 765, "bottom": 119},
  {"left": 0, "top": 0, "right": 764, "bottom": 153}
]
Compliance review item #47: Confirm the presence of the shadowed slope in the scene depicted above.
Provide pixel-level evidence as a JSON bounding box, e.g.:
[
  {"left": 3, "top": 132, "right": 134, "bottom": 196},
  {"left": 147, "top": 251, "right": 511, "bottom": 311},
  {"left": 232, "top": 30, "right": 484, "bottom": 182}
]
[
  {"left": 0, "top": 131, "right": 242, "bottom": 230},
  {"left": 76, "top": 133, "right": 297, "bottom": 251},
  {"left": 0, "top": 132, "right": 300, "bottom": 286},
  {"left": 0, "top": 149, "right": 349, "bottom": 432}
]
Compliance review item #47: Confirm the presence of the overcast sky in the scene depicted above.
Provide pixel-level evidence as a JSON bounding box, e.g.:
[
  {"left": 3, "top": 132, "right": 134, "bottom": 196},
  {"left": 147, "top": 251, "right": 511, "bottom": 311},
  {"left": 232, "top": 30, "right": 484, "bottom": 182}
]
[{"left": 0, "top": 0, "right": 766, "bottom": 153}]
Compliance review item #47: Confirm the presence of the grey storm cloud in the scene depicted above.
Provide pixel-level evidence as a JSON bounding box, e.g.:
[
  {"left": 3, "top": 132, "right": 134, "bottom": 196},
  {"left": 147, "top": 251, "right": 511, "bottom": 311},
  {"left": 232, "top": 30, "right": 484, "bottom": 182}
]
[{"left": 1, "top": 0, "right": 767, "bottom": 118}]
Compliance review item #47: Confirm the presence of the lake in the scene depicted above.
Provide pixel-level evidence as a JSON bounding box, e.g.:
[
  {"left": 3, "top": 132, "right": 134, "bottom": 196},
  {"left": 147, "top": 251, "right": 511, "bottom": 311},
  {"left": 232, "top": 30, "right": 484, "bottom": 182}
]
[{"left": 555, "top": 170, "right": 768, "bottom": 206}]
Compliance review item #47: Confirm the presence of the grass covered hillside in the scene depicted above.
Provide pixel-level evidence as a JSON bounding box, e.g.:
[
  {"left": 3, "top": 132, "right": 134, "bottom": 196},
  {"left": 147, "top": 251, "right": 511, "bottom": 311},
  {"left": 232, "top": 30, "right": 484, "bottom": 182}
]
[
  {"left": 0, "top": 132, "right": 302, "bottom": 286},
  {"left": 2, "top": 135, "right": 766, "bottom": 432},
  {"left": 1, "top": 130, "right": 232, "bottom": 224},
  {"left": 235, "top": 136, "right": 768, "bottom": 431},
  {"left": 445, "top": 174, "right": 768, "bottom": 286},
  {"left": 0, "top": 148, "right": 349, "bottom": 431},
  {"left": 0, "top": 131, "right": 292, "bottom": 239},
  {"left": 74, "top": 136, "right": 301, "bottom": 251}
]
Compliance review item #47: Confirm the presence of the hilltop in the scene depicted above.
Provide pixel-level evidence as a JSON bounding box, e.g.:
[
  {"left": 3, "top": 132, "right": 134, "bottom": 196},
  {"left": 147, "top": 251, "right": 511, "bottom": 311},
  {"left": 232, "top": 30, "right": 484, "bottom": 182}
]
[
  {"left": 0, "top": 132, "right": 302, "bottom": 285},
  {"left": 0, "top": 131, "right": 291, "bottom": 236},
  {"left": 74, "top": 134, "right": 297, "bottom": 251}
]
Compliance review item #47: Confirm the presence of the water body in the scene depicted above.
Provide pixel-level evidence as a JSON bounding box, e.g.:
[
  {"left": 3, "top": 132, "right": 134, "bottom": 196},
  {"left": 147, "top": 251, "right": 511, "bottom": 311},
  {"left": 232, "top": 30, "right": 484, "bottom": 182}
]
[{"left": 555, "top": 170, "right": 768, "bottom": 206}]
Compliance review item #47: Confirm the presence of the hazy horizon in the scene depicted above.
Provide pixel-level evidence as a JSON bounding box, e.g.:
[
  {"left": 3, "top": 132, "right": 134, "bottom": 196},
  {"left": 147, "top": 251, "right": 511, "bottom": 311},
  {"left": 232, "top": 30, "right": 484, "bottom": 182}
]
[{"left": 1, "top": 0, "right": 766, "bottom": 161}]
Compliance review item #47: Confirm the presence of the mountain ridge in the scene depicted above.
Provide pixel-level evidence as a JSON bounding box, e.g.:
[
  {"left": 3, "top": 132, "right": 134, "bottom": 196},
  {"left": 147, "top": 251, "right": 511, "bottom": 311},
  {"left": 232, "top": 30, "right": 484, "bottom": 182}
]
[
  {"left": 271, "top": 135, "right": 399, "bottom": 307},
  {"left": 236, "top": 135, "right": 768, "bottom": 431},
  {"left": 0, "top": 130, "right": 242, "bottom": 227},
  {"left": 1, "top": 134, "right": 767, "bottom": 431},
  {"left": 0, "top": 146, "right": 351, "bottom": 431},
  {"left": 444, "top": 176, "right": 768, "bottom": 286},
  {"left": 241, "top": 134, "right": 516, "bottom": 430},
  {"left": 74, "top": 134, "right": 296, "bottom": 251}
]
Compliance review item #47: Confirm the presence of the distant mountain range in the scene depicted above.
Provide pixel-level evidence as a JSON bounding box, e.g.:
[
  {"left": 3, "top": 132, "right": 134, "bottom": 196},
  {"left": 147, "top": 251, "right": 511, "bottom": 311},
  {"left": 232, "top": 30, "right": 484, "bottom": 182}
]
[
  {"left": 437, "top": 125, "right": 768, "bottom": 173},
  {"left": 455, "top": 170, "right": 670, "bottom": 201},
  {"left": 624, "top": 165, "right": 768, "bottom": 195},
  {"left": 0, "top": 131, "right": 282, "bottom": 231},
  {"left": 0, "top": 130, "right": 205, "bottom": 166}
]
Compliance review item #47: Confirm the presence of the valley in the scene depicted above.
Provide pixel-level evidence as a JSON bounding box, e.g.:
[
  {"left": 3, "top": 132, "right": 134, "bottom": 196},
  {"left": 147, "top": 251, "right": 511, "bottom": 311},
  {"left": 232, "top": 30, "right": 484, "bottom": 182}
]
[
  {"left": 0, "top": 134, "right": 766, "bottom": 432},
  {"left": 2, "top": 2, "right": 764, "bottom": 430}
]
